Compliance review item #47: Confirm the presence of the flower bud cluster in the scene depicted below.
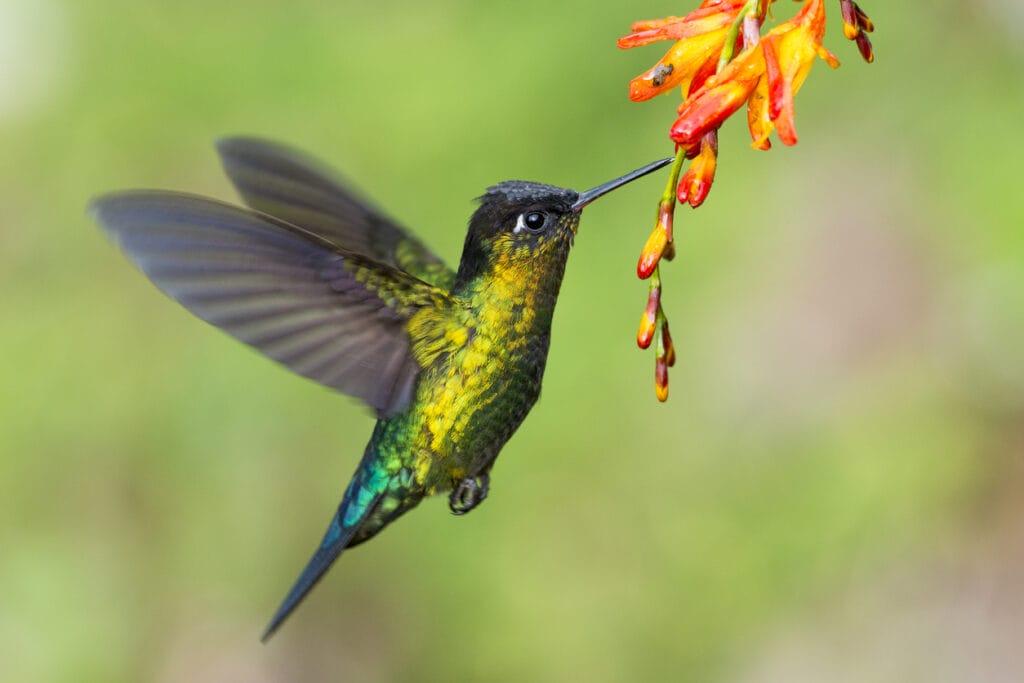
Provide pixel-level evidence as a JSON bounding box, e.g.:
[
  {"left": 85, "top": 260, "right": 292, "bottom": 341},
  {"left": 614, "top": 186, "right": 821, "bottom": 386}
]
[{"left": 621, "top": 0, "right": 874, "bottom": 401}]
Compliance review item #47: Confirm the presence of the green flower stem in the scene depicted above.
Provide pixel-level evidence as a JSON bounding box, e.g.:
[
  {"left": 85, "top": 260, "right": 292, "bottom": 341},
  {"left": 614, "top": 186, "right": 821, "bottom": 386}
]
[
  {"left": 718, "top": 0, "right": 761, "bottom": 70},
  {"left": 661, "top": 147, "right": 687, "bottom": 209}
]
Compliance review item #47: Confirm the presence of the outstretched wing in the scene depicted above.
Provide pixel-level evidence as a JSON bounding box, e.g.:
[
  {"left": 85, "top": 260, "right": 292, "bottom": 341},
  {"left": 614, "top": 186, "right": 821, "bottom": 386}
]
[
  {"left": 216, "top": 136, "right": 457, "bottom": 290},
  {"left": 92, "top": 191, "right": 449, "bottom": 417}
]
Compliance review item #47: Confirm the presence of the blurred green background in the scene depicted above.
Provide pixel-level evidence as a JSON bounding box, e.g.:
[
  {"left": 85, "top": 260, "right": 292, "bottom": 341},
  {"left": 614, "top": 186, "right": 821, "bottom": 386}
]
[{"left": 2, "top": 1, "right": 1023, "bottom": 681}]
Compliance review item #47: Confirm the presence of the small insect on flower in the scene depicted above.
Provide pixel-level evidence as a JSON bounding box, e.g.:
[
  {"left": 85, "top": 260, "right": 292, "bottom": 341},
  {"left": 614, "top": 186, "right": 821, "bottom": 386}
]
[{"left": 621, "top": 1, "right": 749, "bottom": 104}]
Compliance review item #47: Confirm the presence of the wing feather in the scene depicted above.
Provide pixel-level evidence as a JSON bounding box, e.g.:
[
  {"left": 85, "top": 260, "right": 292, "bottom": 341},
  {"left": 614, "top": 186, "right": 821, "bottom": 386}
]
[
  {"left": 216, "top": 136, "right": 456, "bottom": 290},
  {"left": 91, "top": 191, "right": 447, "bottom": 417}
]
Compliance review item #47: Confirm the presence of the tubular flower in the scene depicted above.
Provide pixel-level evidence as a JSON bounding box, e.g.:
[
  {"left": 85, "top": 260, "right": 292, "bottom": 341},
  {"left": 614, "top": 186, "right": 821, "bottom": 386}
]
[
  {"left": 637, "top": 198, "right": 675, "bottom": 279},
  {"left": 620, "top": 1, "right": 748, "bottom": 102},
  {"left": 637, "top": 224, "right": 669, "bottom": 279},
  {"left": 750, "top": 0, "right": 840, "bottom": 146},
  {"left": 619, "top": 0, "right": 876, "bottom": 402},
  {"left": 670, "top": 41, "right": 766, "bottom": 147},
  {"left": 678, "top": 131, "right": 718, "bottom": 207}
]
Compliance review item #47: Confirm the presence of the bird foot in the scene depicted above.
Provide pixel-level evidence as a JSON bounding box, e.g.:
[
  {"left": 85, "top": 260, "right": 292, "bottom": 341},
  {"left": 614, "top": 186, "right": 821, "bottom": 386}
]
[{"left": 449, "top": 473, "right": 490, "bottom": 515}]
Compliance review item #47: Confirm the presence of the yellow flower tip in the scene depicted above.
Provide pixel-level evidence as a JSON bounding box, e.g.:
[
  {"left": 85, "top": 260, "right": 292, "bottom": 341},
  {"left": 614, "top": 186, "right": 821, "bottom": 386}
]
[
  {"left": 637, "top": 286, "right": 661, "bottom": 349},
  {"left": 816, "top": 45, "right": 841, "bottom": 69},
  {"left": 655, "top": 357, "right": 669, "bottom": 402},
  {"left": 637, "top": 312, "right": 657, "bottom": 349},
  {"left": 842, "top": 22, "right": 860, "bottom": 40},
  {"left": 637, "top": 222, "right": 669, "bottom": 279}
]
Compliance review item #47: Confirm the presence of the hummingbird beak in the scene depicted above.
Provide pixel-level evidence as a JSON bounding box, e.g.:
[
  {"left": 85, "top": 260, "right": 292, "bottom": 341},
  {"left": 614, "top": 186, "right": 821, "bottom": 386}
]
[{"left": 571, "top": 156, "right": 675, "bottom": 211}]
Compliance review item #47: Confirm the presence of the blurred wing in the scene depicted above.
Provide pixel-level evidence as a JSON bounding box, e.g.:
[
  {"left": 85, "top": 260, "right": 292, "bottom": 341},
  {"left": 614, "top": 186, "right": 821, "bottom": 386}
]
[
  {"left": 216, "top": 136, "right": 456, "bottom": 290},
  {"left": 92, "top": 191, "right": 449, "bottom": 417}
]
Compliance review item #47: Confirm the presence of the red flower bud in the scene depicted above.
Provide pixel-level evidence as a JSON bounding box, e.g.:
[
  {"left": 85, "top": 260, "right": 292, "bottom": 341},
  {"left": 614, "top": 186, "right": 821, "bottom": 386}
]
[
  {"left": 839, "top": 0, "right": 875, "bottom": 63},
  {"left": 637, "top": 285, "right": 661, "bottom": 349},
  {"left": 637, "top": 202, "right": 674, "bottom": 279},
  {"left": 856, "top": 6, "right": 875, "bottom": 34},
  {"left": 637, "top": 227, "right": 667, "bottom": 280},
  {"left": 655, "top": 355, "right": 669, "bottom": 402},
  {"left": 677, "top": 130, "right": 718, "bottom": 207},
  {"left": 855, "top": 32, "right": 874, "bottom": 63},
  {"left": 840, "top": 0, "right": 859, "bottom": 39}
]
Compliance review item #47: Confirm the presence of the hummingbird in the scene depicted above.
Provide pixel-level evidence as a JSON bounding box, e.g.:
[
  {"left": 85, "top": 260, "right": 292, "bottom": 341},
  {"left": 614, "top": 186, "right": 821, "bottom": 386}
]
[{"left": 91, "top": 137, "right": 671, "bottom": 640}]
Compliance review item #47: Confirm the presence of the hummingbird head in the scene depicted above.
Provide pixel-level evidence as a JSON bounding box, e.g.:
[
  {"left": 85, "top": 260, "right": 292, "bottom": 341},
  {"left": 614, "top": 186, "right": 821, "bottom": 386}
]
[{"left": 454, "top": 157, "right": 673, "bottom": 290}]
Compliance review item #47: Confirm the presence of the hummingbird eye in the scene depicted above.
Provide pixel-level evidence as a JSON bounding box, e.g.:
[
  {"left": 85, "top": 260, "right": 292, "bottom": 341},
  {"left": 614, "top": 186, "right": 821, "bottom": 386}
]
[{"left": 516, "top": 211, "right": 547, "bottom": 233}]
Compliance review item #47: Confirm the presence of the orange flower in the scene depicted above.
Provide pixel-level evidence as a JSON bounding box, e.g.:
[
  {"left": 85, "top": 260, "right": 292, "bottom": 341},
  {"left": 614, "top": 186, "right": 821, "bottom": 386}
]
[
  {"left": 677, "top": 130, "right": 718, "bottom": 207},
  {"left": 671, "top": 0, "right": 841, "bottom": 150},
  {"left": 637, "top": 199, "right": 674, "bottom": 279},
  {"left": 637, "top": 226, "right": 669, "bottom": 280},
  {"left": 620, "top": 0, "right": 877, "bottom": 402},
  {"left": 620, "top": 1, "right": 747, "bottom": 102},
  {"left": 748, "top": 0, "right": 839, "bottom": 146},
  {"left": 669, "top": 40, "right": 766, "bottom": 147}
]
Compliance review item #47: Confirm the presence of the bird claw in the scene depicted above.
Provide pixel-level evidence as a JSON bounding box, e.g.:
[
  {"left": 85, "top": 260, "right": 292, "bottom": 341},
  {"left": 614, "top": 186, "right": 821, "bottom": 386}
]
[{"left": 449, "top": 473, "right": 490, "bottom": 515}]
